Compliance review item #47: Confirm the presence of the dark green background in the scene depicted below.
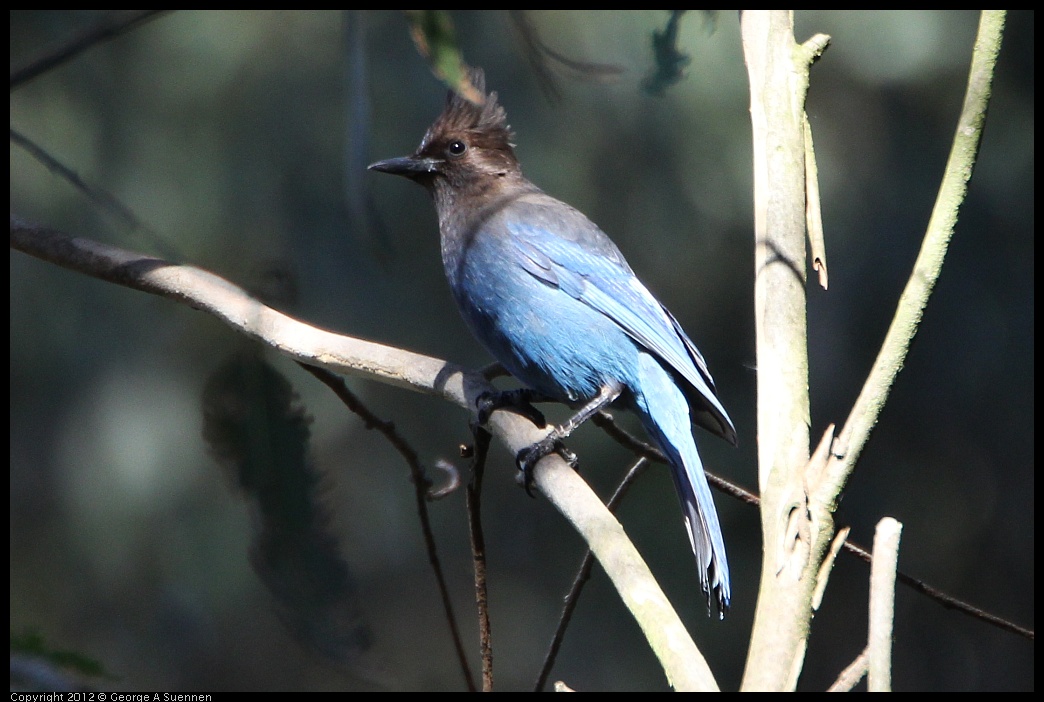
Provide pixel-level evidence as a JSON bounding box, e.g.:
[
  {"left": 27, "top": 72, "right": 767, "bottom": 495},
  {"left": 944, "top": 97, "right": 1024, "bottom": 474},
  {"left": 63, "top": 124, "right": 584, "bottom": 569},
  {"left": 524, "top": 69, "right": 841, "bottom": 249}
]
[{"left": 11, "top": 10, "right": 1033, "bottom": 691}]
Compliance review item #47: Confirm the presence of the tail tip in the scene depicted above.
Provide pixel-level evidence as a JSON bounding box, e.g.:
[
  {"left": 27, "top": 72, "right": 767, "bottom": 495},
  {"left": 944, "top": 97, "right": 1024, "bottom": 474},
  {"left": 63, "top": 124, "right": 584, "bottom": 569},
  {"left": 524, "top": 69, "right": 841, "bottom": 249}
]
[{"left": 707, "top": 583, "right": 730, "bottom": 619}]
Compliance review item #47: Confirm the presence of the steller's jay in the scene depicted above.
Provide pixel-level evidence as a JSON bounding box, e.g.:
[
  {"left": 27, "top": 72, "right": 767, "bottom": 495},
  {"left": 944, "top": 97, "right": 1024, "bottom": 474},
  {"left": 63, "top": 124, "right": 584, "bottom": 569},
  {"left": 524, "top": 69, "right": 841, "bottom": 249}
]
[{"left": 370, "top": 68, "right": 737, "bottom": 615}]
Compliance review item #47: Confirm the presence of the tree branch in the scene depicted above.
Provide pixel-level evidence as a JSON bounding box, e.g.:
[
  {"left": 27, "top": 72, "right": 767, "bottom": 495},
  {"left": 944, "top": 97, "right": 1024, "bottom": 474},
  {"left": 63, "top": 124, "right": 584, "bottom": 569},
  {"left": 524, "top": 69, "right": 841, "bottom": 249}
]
[
  {"left": 741, "top": 11, "right": 826, "bottom": 690},
  {"left": 10, "top": 216, "right": 718, "bottom": 691}
]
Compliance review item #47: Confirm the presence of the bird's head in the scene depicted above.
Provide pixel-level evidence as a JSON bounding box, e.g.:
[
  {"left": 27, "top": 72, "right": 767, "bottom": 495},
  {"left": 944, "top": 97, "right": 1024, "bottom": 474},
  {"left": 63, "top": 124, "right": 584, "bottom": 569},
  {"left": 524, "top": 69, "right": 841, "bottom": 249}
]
[{"left": 369, "top": 67, "right": 521, "bottom": 197}]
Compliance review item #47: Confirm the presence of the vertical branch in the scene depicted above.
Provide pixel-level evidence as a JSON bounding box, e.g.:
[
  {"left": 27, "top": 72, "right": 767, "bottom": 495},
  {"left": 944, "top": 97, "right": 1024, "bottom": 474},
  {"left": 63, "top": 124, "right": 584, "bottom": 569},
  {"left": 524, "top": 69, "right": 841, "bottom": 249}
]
[
  {"left": 867, "top": 518, "right": 903, "bottom": 692},
  {"left": 741, "top": 9, "right": 1006, "bottom": 691},
  {"left": 466, "top": 425, "right": 494, "bottom": 692},
  {"left": 740, "top": 10, "right": 832, "bottom": 690}
]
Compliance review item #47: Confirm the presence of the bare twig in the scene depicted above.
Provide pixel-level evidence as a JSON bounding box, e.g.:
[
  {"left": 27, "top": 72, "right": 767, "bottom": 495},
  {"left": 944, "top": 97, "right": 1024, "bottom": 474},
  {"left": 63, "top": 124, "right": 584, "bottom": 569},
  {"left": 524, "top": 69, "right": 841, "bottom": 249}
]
[
  {"left": 296, "top": 363, "right": 476, "bottom": 689},
  {"left": 11, "top": 10, "right": 168, "bottom": 88},
  {"left": 827, "top": 647, "right": 868, "bottom": 692},
  {"left": 466, "top": 424, "right": 494, "bottom": 691},
  {"left": 10, "top": 128, "right": 179, "bottom": 260},
  {"left": 593, "top": 410, "right": 1034, "bottom": 641},
  {"left": 841, "top": 537, "right": 1034, "bottom": 641},
  {"left": 509, "top": 10, "right": 625, "bottom": 102},
  {"left": 534, "top": 457, "right": 650, "bottom": 692}
]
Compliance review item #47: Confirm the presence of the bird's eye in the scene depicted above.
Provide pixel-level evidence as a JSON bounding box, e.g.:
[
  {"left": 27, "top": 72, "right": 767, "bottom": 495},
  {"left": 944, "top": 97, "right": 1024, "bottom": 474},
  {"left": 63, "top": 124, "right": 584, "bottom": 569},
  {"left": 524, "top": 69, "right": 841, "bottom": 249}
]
[{"left": 447, "top": 140, "right": 468, "bottom": 158}]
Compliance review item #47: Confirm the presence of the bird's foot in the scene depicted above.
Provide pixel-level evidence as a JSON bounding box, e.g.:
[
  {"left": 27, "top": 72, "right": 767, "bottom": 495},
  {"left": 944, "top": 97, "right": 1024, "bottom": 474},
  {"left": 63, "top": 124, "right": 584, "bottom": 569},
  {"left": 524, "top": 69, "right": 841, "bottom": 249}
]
[{"left": 515, "top": 435, "right": 578, "bottom": 497}]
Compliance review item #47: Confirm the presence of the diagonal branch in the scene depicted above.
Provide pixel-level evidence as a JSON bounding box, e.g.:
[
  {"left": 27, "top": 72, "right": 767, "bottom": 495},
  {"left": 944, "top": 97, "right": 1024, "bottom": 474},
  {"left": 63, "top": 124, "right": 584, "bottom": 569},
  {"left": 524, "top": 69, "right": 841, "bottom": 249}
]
[
  {"left": 11, "top": 10, "right": 168, "bottom": 88},
  {"left": 818, "top": 10, "right": 1007, "bottom": 500},
  {"left": 11, "top": 217, "right": 719, "bottom": 691}
]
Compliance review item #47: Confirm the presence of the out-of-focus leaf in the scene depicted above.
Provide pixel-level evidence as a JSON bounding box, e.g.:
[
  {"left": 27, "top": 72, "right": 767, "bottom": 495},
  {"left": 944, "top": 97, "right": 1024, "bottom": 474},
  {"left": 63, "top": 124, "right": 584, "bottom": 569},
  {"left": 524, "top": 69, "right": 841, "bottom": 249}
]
[
  {"left": 11, "top": 629, "right": 116, "bottom": 683},
  {"left": 403, "top": 10, "right": 482, "bottom": 103},
  {"left": 643, "top": 10, "right": 718, "bottom": 96},
  {"left": 202, "top": 352, "right": 370, "bottom": 663}
]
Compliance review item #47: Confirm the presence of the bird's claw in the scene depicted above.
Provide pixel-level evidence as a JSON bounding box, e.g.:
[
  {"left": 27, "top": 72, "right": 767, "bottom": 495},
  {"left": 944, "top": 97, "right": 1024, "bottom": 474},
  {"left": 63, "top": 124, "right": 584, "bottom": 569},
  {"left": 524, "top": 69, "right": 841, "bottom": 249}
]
[{"left": 515, "top": 436, "right": 578, "bottom": 497}]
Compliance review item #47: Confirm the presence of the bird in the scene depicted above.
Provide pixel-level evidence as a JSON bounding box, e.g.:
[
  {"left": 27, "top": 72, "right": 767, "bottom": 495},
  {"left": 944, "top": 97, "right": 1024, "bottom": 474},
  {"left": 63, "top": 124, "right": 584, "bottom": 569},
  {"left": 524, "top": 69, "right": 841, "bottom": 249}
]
[{"left": 369, "top": 68, "right": 737, "bottom": 615}]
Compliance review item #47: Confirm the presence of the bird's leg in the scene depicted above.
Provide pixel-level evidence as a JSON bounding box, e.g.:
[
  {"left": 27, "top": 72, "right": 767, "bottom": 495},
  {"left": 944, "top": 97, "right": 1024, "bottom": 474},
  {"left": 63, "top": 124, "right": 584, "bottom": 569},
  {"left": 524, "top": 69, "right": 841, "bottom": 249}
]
[
  {"left": 479, "top": 361, "right": 510, "bottom": 381},
  {"left": 476, "top": 388, "right": 553, "bottom": 428},
  {"left": 516, "top": 383, "right": 623, "bottom": 494}
]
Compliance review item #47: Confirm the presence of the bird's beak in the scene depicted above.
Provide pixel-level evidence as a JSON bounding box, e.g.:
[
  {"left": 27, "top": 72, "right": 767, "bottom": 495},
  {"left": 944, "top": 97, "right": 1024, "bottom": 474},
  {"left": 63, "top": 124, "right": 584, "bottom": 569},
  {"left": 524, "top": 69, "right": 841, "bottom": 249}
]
[{"left": 368, "top": 155, "right": 441, "bottom": 178}]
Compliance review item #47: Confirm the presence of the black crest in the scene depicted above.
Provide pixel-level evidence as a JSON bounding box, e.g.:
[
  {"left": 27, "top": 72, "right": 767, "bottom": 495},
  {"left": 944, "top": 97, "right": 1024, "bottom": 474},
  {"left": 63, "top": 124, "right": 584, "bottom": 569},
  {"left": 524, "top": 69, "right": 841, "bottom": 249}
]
[{"left": 420, "top": 67, "right": 514, "bottom": 153}]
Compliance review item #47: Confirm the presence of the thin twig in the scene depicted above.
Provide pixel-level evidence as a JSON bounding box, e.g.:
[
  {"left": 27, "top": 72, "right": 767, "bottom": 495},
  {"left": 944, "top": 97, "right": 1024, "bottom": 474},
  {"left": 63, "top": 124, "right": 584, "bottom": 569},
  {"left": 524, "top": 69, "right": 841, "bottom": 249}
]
[
  {"left": 297, "top": 362, "right": 478, "bottom": 690},
  {"left": 11, "top": 129, "right": 144, "bottom": 231},
  {"left": 592, "top": 410, "right": 1034, "bottom": 642},
  {"left": 10, "top": 128, "right": 179, "bottom": 260},
  {"left": 535, "top": 457, "right": 650, "bottom": 692},
  {"left": 466, "top": 424, "right": 495, "bottom": 691},
  {"left": 822, "top": 10, "right": 1008, "bottom": 510},
  {"left": 509, "top": 10, "right": 625, "bottom": 102},
  {"left": 592, "top": 410, "right": 760, "bottom": 507},
  {"left": 841, "top": 536, "right": 1033, "bottom": 641},
  {"left": 11, "top": 10, "right": 168, "bottom": 88},
  {"left": 827, "top": 647, "right": 868, "bottom": 692}
]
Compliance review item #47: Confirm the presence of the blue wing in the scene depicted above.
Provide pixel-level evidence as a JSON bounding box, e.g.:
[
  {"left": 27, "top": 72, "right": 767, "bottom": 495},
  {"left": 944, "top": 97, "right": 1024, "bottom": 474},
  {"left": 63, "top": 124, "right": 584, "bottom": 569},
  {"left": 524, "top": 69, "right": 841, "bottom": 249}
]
[{"left": 506, "top": 213, "right": 736, "bottom": 444}]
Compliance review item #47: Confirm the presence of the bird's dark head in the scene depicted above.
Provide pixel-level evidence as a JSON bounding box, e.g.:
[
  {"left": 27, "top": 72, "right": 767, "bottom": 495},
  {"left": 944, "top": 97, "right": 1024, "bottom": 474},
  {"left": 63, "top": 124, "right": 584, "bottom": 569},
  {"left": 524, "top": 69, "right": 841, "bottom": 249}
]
[{"left": 369, "top": 67, "right": 522, "bottom": 197}]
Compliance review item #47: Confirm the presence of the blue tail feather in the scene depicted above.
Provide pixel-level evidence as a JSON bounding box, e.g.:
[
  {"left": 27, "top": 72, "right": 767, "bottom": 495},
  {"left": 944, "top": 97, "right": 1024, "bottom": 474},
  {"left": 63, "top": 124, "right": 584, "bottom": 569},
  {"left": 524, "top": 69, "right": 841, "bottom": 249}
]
[{"left": 634, "top": 353, "right": 731, "bottom": 615}]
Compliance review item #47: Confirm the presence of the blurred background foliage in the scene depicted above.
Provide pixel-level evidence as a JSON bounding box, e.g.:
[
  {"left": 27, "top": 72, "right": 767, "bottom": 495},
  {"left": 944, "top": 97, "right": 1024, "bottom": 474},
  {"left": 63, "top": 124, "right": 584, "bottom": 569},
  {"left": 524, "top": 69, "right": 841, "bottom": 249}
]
[{"left": 10, "top": 10, "right": 1032, "bottom": 691}]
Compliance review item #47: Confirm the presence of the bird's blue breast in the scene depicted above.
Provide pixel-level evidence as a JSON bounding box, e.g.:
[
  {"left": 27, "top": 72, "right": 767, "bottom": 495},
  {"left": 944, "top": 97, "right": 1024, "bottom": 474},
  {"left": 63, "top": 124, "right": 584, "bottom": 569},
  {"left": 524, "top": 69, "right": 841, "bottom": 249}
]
[{"left": 445, "top": 213, "right": 638, "bottom": 404}]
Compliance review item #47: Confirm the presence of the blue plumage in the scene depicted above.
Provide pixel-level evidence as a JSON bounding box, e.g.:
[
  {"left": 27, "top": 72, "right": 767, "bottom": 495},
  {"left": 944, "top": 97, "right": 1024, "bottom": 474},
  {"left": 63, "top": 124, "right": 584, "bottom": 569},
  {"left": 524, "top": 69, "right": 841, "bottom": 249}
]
[{"left": 370, "top": 69, "right": 736, "bottom": 615}]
